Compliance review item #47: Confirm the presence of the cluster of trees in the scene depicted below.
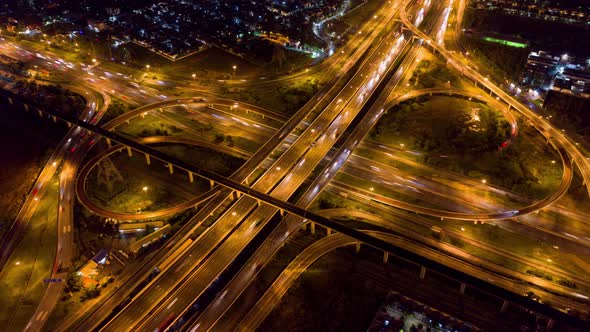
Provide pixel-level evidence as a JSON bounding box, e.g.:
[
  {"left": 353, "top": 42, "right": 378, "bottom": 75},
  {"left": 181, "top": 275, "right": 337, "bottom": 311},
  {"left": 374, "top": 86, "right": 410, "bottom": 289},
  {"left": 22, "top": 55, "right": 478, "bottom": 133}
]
[
  {"left": 277, "top": 79, "right": 320, "bottom": 113},
  {"left": 13, "top": 80, "right": 86, "bottom": 116},
  {"left": 213, "top": 133, "right": 234, "bottom": 147},
  {"left": 408, "top": 60, "right": 459, "bottom": 89},
  {"left": 544, "top": 91, "right": 590, "bottom": 136},
  {"left": 372, "top": 99, "right": 511, "bottom": 155},
  {"left": 100, "top": 99, "right": 130, "bottom": 124},
  {"left": 64, "top": 273, "right": 102, "bottom": 302},
  {"left": 461, "top": 36, "right": 529, "bottom": 81},
  {"left": 138, "top": 122, "right": 182, "bottom": 137}
]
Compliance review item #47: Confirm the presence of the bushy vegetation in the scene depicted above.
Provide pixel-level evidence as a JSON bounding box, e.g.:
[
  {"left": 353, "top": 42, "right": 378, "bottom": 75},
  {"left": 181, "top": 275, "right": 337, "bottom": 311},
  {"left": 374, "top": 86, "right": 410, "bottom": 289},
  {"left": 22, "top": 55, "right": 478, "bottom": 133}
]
[
  {"left": 372, "top": 97, "right": 511, "bottom": 155},
  {"left": 408, "top": 60, "right": 461, "bottom": 89},
  {"left": 100, "top": 99, "right": 130, "bottom": 125},
  {"left": 544, "top": 90, "right": 590, "bottom": 137},
  {"left": 13, "top": 80, "right": 86, "bottom": 116}
]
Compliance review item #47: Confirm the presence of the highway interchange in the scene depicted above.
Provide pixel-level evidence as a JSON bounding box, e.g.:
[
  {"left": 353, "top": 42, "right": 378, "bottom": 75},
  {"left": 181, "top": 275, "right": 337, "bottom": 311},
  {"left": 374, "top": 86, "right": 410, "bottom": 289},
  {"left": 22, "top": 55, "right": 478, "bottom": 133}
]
[{"left": 2, "top": 0, "right": 590, "bottom": 331}]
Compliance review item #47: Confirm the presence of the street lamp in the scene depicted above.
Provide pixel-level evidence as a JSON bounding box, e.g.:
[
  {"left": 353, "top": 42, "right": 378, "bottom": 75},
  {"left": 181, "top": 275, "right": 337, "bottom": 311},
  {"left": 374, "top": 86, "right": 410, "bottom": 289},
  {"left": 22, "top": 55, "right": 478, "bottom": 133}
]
[
  {"left": 92, "top": 58, "right": 97, "bottom": 64},
  {"left": 232, "top": 65, "right": 237, "bottom": 77},
  {"left": 142, "top": 186, "right": 149, "bottom": 197},
  {"left": 481, "top": 179, "right": 487, "bottom": 184},
  {"left": 146, "top": 64, "right": 150, "bottom": 72},
  {"left": 192, "top": 73, "right": 196, "bottom": 80}
]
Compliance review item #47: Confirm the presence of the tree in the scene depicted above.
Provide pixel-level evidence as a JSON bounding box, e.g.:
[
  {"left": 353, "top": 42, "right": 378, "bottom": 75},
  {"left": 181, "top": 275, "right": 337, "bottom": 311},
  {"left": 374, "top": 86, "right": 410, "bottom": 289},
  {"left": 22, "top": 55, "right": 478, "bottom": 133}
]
[
  {"left": 66, "top": 273, "right": 83, "bottom": 292},
  {"left": 214, "top": 133, "right": 225, "bottom": 143},
  {"left": 81, "top": 285, "right": 101, "bottom": 301},
  {"left": 225, "top": 135, "right": 234, "bottom": 147}
]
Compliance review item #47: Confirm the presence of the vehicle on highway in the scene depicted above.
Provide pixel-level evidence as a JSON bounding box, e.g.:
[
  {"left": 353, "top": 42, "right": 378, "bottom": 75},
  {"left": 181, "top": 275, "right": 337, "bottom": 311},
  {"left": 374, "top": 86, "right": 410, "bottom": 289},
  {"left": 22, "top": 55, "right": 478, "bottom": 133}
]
[{"left": 155, "top": 313, "right": 176, "bottom": 332}]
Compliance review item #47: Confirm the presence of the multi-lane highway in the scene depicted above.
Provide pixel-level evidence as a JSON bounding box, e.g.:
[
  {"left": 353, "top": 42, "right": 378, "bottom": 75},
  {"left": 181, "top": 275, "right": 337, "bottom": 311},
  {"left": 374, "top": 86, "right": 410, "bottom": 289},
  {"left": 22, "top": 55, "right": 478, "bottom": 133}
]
[
  {"left": 3, "top": 0, "right": 590, "bottom": 330},
  {"left": 98, "top": 3, "right": 412, "bottom": 330}
]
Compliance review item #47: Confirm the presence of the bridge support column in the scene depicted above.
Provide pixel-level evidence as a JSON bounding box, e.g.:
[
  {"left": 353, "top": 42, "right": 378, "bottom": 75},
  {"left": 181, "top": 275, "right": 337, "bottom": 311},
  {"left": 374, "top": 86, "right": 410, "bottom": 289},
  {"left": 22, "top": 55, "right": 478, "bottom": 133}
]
[
  {"left": 141, "top": 112, "right": 145, "bottom": 119},
  {"left": 209, "top": 179, "right": 214, "bottom": 188},
  {"left": 419, "top": 266, "right": 426, "bottom": 280},
  {"left": 355, "top": 242, "right": 361, "bottom": 253},
  {"left": 501, "top": 300, "right": 509, "bottom": 313},
  {"left": 440, "top": 217, "right": 444, "bottom": 221},
  {"left": 326, "top": 228, "right": 332, "bottom": 236},
  {"left": 23, "top": 104, "right": 29, "bottom": 111},
  {"left": 8, "top": 97, "right": 12, "bottom": 104},
  {"left": 158, "top": 108, "right": 163, "bottom": 112},
  {"left": 383, "top": 252, "right": 389, "bottom": 264},
  {"left": 188, "top": 171, "right": 194, "bottom": 183},
  {"left": 310, "top": 222, "right": 316, "bottom": 234},
  {"left": 168, "top": 164, "right": 174, "bottom": 174},
  {"left": 280, "top": 209, "right": 285, "bottom": 217},
  {"left": 106, "top": 138, "right": 112, "bottom": 147},
  {"left": 67, "top": 122, "right": 72, "bottom": 128},
  {"left": 52, "top": 116, "right": 57, "bottom": 123},
  {"left": 145, "top": 153, "right": 151, "bottom": 165},
  {"left": 126, "top": 146, "right": 133, "bottom": 157},
  {"left": 301, "top": 223, "right": 307, "bottom": 232},
  {"left": 257, "top": 199, "right": 261, "bottom": 207},
  {"left": 232, "top": 191, "right": 237, "bottom": 200},
  {"left": 37, "top": 109, "right": 43, "bottom": 117},
  {"left": 125, "top": 119, "right": 129, "bottom": 125},
  {"left": 459, "top": 283, "right": 466, "bottom": 295}
]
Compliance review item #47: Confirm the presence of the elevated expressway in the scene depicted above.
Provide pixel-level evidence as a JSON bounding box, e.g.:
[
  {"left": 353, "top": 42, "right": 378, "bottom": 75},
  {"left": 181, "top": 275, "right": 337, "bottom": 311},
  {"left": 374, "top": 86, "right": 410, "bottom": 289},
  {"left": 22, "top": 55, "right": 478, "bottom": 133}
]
[
  {"left": 185, "top": 2, "right": 584, "bottom": 331},
  {"left": 399, "top": 0, "right": 590, "bottom": 202},
  {"left": 76, "top": 90, "right": 587, "bottom": 249},
  {"left": 4, "top": 3, "right": 587, "bottom": 330},
  {"left": 100, "top": 5, "right": 412, "bottom": 331},
  {"left": 237, "top": 224, "right": 590, "bottom": 331},
  {"left": 63, "top": 2, "right": 410, "bottom": 330}
]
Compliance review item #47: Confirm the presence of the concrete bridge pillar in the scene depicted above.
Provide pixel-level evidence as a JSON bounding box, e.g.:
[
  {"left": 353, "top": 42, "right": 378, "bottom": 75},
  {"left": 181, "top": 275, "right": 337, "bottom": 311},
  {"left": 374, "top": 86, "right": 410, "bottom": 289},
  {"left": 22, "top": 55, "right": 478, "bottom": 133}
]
[
  {"left": 188, "top": 171, "right": 194, "bottom": 183},
  {"left": 355, "top": 242, "right": 361, "bottom": 253},
  {"left": 419, "top": 266, "right": 426, "bottom": 280},
  {"left": 383, "top": 252, "right": 389, "bottom": 264},
  {"left": 125, "top": 119, "right": 130, "bottom": 125},
  {"left": 301, "top": 223, "right": 307, "bottom": 232},
  {"left": 310, "top": 222, "right": 316, "bottom": 234},
  {"left": 257, "top": 199, "right": 261, "bottom": 207},
  {"left": 209, "top": 179, "right": 214, "bottom": 188},
  {"left": 168, "top": 163, "right": 174, "bottom": 174},
  {"left": 51, "top": 116, "right": 57, "bottom": 123},
  {"left": 126, "top": 146, "right": 133, "bottom": 157},
  {"left": 23, "top": 104, "right": 29, "bottom": 111},
  {"left": 158, "top": 108, "right": 163, "bottom": 112},
  {"left": 280, "top": 209, "right": 285, "bottom": 217},
  {"left": 37, "top": 109, "right": 43, "bottom": 117},
  {"left": 145, "top": 153, "right": 151, "bottom": 165},
  {"left": 501, "top": 300, "right": 509, "bottom": 313},
  {"left": 106, "top": 138, "right": 112, "bottom": 148},
  {"left": 459, "top": 283, "right": 466, "bottom": 295},
  {"left": 8, "top": 97, "right": 13, "bottom": 104},
  {"left": 326, "top": 228, "right": 332, "bottom": 236}
]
